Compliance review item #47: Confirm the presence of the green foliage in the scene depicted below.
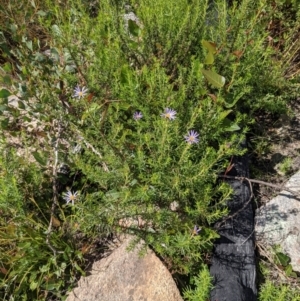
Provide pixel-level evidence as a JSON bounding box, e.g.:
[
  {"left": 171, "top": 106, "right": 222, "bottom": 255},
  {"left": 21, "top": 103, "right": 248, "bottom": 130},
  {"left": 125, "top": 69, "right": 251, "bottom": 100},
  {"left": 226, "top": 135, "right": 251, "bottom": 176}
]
[
  {"left": 0, "top": 0, "right": 299, "bottom": 299},
  {"left": 278, "top": 157, "right": 293, "bottom": 175},
  {"left": 259, "top": 281, "right": 300, "bottom": 301},
  {"left": 0, "top": 150, "right": 83, "bottom": 300},
  {"left": 183, "top": 265, "right": 213, "bottom": 301}
]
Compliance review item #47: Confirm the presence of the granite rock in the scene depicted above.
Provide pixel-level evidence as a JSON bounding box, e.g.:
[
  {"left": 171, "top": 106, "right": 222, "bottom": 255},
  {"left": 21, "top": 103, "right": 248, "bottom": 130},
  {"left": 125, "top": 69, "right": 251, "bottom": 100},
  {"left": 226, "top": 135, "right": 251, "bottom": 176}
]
[{"left": 65, "top": 236, "right": 183, "bottom": 301}]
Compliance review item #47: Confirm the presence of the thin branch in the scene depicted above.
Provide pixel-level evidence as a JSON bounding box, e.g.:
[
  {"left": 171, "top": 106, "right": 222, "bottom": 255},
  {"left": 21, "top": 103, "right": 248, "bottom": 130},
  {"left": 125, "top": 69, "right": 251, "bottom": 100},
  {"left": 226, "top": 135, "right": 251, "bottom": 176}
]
[
  {"left": 74, "top": 129, "right": 109, "bottom": 172},
  {"left": 215, "top": 174, "right": 300, "bottom": 230},
  {"left": 215, "top": 177, "right": 254, "bottom": 229},
  {"left": 46, "top": 120, "right": 62, "bottom": 256},
  {"left": 219, "top": 175, "right": 300, "bottom": 197}
]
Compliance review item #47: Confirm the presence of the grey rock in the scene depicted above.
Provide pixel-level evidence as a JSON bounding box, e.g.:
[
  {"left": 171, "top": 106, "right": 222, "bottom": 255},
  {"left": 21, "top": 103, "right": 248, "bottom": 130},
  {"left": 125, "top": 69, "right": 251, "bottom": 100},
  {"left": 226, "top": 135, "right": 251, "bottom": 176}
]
[
  {"left": 65, "top": 236, "right": 183, "bottom": 301},
  {"left": 255, "top": 170, "right": 300, "bottom": 272}
]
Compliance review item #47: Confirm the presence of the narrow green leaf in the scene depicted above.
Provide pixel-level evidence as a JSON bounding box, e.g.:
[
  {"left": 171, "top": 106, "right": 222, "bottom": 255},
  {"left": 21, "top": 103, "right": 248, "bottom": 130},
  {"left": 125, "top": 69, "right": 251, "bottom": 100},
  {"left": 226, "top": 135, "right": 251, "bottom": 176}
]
[
  {"left": 202, "top": 69, "right": 225, "bottom": 88},
  {"left": 0, "top": 89, "right": 11, "bottom": 98},
  {"left": 74, "top": 262, "right": 85, "bottom": 274}
]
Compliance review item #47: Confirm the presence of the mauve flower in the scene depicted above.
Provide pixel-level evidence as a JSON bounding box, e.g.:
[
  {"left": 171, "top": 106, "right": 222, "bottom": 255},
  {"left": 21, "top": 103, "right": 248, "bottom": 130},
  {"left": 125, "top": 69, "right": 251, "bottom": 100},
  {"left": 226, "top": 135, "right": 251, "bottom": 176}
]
[
  {"left": 192, "top": 225, "right": 202, "bottom": 235},
  {"left": 133, "top": 111, "right": 143, "bottom": 120},
  {"left": 161, "top": 108, "right": 177, "bottom": 120},
  {"left": 73, "top": 85, "right": 88, "bottom": 99},
  {"left": 184, "top": 130, "right": 199, "bottom": 144}
]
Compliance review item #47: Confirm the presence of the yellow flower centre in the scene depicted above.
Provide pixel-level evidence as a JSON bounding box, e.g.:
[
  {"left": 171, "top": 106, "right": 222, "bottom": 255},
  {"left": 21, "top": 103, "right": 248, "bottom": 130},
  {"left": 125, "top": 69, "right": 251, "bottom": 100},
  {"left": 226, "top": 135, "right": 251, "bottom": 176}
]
[{"left": 166, "top": 113, "right": 171, "bottom": 118}]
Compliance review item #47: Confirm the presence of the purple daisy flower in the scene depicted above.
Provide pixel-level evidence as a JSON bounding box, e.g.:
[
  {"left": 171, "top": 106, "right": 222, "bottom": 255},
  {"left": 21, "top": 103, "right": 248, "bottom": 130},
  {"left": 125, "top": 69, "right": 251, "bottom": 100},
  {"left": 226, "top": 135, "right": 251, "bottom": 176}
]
[
  {"left": 184, "top": 130, "right": 199, "bottom": 144},
  {"left": 73, "top": 85, "right": 88, "bottom": 99},
  {"left": 133, "top": 111, "right": 143, "bottom": 120},
  {"left": 161, "top": 108, "right": 177, "bottom": 120},
  {"left": 192, "top": 225, "right": 202, "bottom": 235},
  {"left": 63, "top": 190, "right": 79, "bottom": 206}
]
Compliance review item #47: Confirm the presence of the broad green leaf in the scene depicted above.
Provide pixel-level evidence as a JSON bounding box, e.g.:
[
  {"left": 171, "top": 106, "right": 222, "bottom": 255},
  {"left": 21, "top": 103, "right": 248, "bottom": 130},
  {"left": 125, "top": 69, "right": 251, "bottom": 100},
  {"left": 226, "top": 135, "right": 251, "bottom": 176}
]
[
  {"left": 0, "top": 89, "right": 11, "bottom": 98},
  {"left": 30, "top": 0, "right": 36, "bottom": 8},
  {"left": 30, "top": 280, "right": 38, "bottom": 291},
  {"left": 105, "top": 190, "right": 121, "bottom": 200},
  {"left": 204, "top": 51, "right": 214, "bottom": 64},
  {"left": 276, "top": 252, "right": 290, "bottom": 266},
  {"left": 44, "top": 280, "right": 62, "bottom": 290},
  {"left": 225, "top": 123, "right": 240, "bottom": 132},
  {"left": 22, "top": 116, "right": 32, "bottom": 122},
  {"left": 225, "top": 99, "right": 240, "bottom": 108},
  {"left": 81, "top": 103, "right": 101, "bottom": 121},
  {"left": 222, "top": 118, "right": 240, "bottom": 132},
  {"left": 120, "top": 65, "right": 129, "bottom": 84},
  {"left": 39, "top": 265, "right": 49, "bottom": 273},
  {"left": 224, "top": 92, "right": 244, "bottom": 108},
  {"left": 37, "top": 10, "right": 46, "bottom": 16},
  {"left": 10, "top": 24, "right": 17, "bottom": 34},
  {"left": 219, "top": 110, "right": 232, "bottom": 121},
  {"left": 50, "top": 48, "right": 60, "bottom": 61},
  {"left": 285, "top": 264, "right": 297, "bottom": 277},
  {"left": 26, "top": 40, "right": 33, "bottom": 51},
  {"left": 202, "top": 69, "right": 225, "bottom": 88},
  {"left": 2, "top": 75, "right": 12, "bottom": 85},
  {"left": 1, "top": 118, "right": 9, "bottom": 129},
  {"left": 18, "top": 101, "right": 25, "bottom": 109},
  {"left": 52, "top": 25, "right": 62, "bottom": 37},
  {"left": 0, "top": 105, "right": 8, "bottom": 112},
  {"left": 22, "top": 66, "right": 28, "bottom": 75},
  {"left": 128, "top": 19, "right": 140, "bottom": 37},
  {"left": 32, "top": 151, "right": 47, "bottom": 166},
  {"left": 201, "top": 40, "right": 217, "bottom": 54}
]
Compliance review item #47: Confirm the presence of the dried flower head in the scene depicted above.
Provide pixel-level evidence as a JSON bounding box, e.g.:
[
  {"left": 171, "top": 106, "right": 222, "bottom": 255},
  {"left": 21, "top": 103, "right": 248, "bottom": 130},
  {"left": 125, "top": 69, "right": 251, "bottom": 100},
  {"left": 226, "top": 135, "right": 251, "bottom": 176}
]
[
  {"left": 161, "top": 108, "right": 177, "bottom": 120},
  {"left": 133, "top": 111, "right": 143, "bottom": 120},
  {"left": 184, "top": 130, "right": 199, "bottom": 144},
  {"left": 63, "top": 190, "right": 79, "bottom": 206},
  {"left": 73, "top": 85, "right": 88, "bottom": 99}
]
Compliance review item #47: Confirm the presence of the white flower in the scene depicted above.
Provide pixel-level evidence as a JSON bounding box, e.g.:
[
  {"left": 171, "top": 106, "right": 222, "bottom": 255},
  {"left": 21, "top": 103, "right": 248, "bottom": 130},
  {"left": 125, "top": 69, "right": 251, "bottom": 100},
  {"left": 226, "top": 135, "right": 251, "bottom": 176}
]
[
  {"left": 133, "top": 111, "right": 143, "bottom": 120},
  {"left": 73, "top": 85, "right": 88, "bottom": 99},
  {"left": 161, "top": 108, "right": 177, "bottom": 120},
  {"left": 63, "top": 190, "right": 79, "bottom": 205}
]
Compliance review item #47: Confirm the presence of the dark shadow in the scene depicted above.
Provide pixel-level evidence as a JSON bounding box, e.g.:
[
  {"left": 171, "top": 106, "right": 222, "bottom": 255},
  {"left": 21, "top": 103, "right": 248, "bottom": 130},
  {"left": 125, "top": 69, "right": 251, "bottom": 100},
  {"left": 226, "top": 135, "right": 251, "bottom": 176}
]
[{"left": 210, "top": 149, "right": 257, "bottom": 301}]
